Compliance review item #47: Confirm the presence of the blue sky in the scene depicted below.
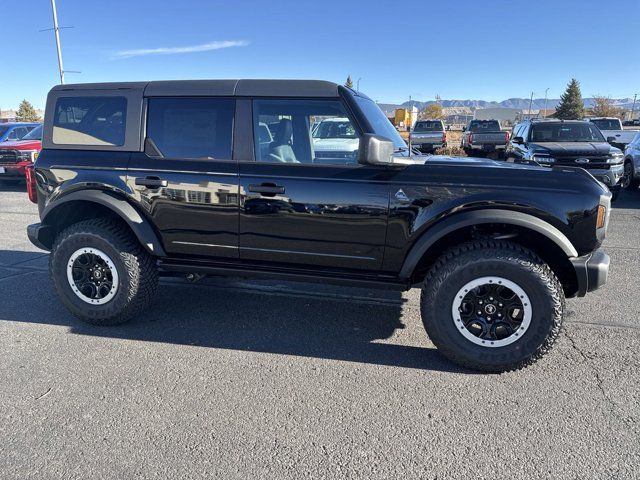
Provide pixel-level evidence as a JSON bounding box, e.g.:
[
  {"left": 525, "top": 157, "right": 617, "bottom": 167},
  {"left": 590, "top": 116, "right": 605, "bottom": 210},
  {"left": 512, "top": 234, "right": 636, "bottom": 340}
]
[{"left": 2, "top": 0, "right": 638, "bottom": 109}]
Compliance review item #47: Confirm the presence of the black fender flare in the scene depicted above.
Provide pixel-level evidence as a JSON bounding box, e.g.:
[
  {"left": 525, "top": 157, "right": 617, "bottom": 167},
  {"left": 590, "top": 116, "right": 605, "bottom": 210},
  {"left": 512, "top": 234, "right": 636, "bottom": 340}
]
[
  {"left": 399, "top": 209, "right": 578, "bottom": 280},
  {"left": 41, "top": 189, "right": 166, "bottom": 257}
]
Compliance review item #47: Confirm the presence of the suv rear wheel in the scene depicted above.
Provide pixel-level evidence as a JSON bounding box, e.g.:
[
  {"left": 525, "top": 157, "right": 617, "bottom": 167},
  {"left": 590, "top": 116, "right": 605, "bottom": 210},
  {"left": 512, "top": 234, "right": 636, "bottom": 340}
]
[
  {"left": 49, "top": 218, "right": 158, "bottom": 325},
  {"left": 622, "top": 160, "right": 639, "bottom": 190},
  {"left": 420, "top": 241, "right": 564, "bottom": 372}
]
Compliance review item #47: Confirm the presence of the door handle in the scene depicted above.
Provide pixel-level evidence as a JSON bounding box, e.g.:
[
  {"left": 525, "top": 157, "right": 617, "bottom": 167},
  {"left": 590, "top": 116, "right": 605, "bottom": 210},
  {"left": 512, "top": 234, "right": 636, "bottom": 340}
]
[
  {"left": 135, "top": 176, "right": 168, "bottom": 188},
  {"left": 248, "top": 183, "right": 285, "bottom": 196}
]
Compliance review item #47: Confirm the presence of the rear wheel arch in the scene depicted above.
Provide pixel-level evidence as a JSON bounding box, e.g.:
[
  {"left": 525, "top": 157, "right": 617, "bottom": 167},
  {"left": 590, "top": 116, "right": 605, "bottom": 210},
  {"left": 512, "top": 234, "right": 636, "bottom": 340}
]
[
  {"left": 40, "top": 191, "right": 166, "bottom": 257},
  {"left": 401, "top": 210, "right": 580, "bottom": 296}
]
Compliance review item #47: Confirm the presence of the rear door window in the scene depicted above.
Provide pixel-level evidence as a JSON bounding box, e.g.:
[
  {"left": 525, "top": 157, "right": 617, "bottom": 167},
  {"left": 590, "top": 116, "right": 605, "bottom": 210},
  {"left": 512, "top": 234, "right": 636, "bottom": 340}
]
[
  {"left": 53, "top": 96, "right": 127, "bottom": 146},
  {"left": 146, "top": 97, "right": 235, "bottom": 160}
]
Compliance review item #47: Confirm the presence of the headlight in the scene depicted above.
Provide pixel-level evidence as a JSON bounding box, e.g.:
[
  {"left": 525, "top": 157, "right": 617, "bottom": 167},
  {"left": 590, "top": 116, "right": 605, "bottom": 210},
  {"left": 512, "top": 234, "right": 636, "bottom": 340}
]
[
  {"left": 606, "top": 152, "right": 623, "bottom": 164},
  {"left": 16, "top": 150, "right": 39, "bottom": 162},
  {"left": 531, "top": 153, "right": 556, "bottom": 164}
]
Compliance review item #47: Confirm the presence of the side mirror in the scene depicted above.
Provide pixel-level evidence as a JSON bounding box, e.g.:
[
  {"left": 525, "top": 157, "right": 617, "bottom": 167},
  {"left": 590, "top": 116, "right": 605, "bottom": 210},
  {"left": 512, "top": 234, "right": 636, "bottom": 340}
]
[
  {"left": 462, "top": 126, "right": 466, "bottom": 132},
  {"left": 358, "top": 134, "right": 394, "bottom": 166},
  {"left": 513, "top": 136, "right": 525, "bottom": 144},
  {"left": 606, "top": 136, "right": 616, "bottom": 143}
]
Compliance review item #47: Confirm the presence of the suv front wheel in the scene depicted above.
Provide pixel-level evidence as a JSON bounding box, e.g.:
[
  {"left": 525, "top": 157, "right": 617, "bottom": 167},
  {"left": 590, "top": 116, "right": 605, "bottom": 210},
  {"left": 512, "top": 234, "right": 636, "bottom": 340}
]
[
  {"left": 49, "top": 218, "right": 158, "bottom": 325},
  {"left": 421, "top": 241, "right": 564, "bottom": 372}
]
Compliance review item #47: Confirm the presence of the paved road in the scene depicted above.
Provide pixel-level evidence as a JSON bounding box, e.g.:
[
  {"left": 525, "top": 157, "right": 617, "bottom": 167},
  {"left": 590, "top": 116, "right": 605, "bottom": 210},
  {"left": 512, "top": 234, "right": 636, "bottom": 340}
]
[{"left": 1, "top": 183, "right": 638, "bottom": 479}]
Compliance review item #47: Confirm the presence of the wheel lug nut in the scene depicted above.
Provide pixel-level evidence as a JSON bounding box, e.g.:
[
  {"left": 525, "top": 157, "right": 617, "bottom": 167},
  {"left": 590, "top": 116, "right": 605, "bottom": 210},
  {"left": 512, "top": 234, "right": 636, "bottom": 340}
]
[
  {"left": 489, "top": 297, "right": 494, "bottom": 301},
  {"left": 477, "top": 311, "right": 482, "bottom": 315},
  {"left": 479, "top": 300, "right": 483, "bottom": 305}
]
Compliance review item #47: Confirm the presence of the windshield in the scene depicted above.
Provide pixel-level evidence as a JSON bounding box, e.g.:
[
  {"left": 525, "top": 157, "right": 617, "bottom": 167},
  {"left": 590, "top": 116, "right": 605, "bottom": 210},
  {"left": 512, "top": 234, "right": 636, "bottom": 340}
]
[
  {"left": 413, "top": 121, "right": 443, "bottom": 132},
  {"left": 313, "top": 119, "right": 357, "bottom": 139},
  {"left": 353, "top": 96, "right": 407, "bottom": 151},
  {"left": 469, "top": 120, "right": 501, "bottom": 132},
  {"left": 529, "top": 123, "right": 606, "bottom": 143},
  {"left": 590, "top": 119, "right": 621, "bottom": 131},
  {"left": 21, "top": 125, "right": 42, "bottom": 141}
]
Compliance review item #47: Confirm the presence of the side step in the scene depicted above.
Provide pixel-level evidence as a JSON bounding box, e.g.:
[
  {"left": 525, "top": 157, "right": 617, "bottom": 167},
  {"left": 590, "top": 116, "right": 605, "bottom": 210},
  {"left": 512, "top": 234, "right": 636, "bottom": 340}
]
[{"left": 158, "top": 259, "right": 409, "bottom": 291}]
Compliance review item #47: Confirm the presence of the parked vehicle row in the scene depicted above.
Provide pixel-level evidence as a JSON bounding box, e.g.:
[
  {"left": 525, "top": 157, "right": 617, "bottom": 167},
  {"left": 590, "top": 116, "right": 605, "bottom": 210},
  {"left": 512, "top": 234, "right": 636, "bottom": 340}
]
[
  {"left": 504, "top": 119, "right": 624, "bottom": 200},
  {"left": 26, "top": 79, "right": 611, "bottom": 373}
]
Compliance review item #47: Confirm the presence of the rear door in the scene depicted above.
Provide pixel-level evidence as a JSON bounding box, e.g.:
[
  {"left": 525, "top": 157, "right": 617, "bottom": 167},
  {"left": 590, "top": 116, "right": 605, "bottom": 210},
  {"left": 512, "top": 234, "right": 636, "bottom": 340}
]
[
  {"left": 127, "top": 97, "right": 239, "bottom": 259},
  {"left": 237, "top": 98, "right": 390, "bottom": 271}
]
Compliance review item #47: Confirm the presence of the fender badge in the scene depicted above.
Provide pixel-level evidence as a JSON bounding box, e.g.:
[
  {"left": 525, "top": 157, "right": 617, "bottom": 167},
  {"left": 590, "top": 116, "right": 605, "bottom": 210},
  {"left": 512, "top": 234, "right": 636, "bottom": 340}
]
[{"left": 395, "top": 189, "right": 410, "bottom": 201}]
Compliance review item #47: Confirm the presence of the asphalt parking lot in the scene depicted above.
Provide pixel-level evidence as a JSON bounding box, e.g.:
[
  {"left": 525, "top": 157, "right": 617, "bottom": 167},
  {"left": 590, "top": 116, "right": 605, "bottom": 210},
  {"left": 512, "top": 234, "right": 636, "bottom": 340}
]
[{"left": 1, "top": 183, "right": 638, "bottom": 479}]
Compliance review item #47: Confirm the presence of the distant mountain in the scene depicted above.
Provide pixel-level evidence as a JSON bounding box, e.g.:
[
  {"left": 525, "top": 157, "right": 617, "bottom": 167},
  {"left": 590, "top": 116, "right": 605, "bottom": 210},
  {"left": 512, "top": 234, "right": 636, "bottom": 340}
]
[{"left": 378, "top": 97, "right": 637, "bottom": 113}]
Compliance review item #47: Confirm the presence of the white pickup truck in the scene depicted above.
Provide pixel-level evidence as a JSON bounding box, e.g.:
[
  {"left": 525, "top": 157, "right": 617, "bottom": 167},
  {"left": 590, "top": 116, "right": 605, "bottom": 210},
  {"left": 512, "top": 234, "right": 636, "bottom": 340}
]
[{"left": 587, "top": 117, "right": 639, "bottom": 151}]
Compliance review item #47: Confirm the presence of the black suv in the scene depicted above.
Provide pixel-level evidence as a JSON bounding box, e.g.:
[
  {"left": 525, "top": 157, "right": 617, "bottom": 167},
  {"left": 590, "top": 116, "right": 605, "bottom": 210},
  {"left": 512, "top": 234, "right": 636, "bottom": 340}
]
[
  {"left": 27, "top": 80, "right": 611, "bottom": 372},
  {"left": 505, "top": 119, "right": 624, "bottom": 199}
]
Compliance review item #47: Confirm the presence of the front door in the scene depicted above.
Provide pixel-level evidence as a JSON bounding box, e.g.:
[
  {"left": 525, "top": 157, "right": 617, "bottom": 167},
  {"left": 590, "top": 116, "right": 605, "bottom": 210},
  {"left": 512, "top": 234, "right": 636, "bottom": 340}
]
[
  {"left": 238, "top": 98, "right": 391, "bottom": 271},
  {"left": 128, "top": 97, "right": 239, "bottom": 259}
]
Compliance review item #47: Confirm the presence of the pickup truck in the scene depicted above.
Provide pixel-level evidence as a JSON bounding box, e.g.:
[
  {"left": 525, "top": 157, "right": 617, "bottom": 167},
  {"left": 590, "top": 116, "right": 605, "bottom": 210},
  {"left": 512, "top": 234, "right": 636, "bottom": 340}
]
[
  {"left": 0, "top": 124, "right": 42, "bottom": 184},
  {"left": 27, "top": 79, "right": 611, "bottom": 372},
  {"left": 461, "top": 120, "right": 510, "bottom": 157},
  {"left": 409, "top": 120, "right": 446, "bottom": 153},
  {"left": 586, "top": 117, "right": 638, "bottom": 151}
]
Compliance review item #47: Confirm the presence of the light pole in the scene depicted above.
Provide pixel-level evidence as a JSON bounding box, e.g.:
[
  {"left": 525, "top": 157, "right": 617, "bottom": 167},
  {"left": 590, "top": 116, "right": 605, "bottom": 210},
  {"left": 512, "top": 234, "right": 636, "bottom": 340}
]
[
  {"left": 50, "top": 0, "right": 65, "bottom": 84},
  {"left": 631, "top": 93, "right": 638, "bottom": 121},
  {"left": 356, "top": 77, "right": 362, "bottom": 91}
]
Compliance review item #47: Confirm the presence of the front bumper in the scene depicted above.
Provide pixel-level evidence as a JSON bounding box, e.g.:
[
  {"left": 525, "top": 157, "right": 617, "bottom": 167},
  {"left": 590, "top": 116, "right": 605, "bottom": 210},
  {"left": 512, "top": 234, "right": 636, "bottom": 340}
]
[
  {"left": 587, "top": 164, "right": 624, "bottom": 189},
  {"left": 27, "top": 223, "right": 54, "bottom": 251},
  {"left": 0, "top": 161, "right": 30, "bottom": 178},
  {"left": 570, "top": 248, "right": 610, "bottom": 297}
]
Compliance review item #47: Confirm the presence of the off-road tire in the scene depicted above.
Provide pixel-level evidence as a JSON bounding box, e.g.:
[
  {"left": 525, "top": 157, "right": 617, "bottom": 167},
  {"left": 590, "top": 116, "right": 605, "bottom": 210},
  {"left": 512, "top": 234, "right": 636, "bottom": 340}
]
[
  {"left": 420, "top": 240, "right": 565, "bottom": 372},
  {"left": 50, "top": 218, "right": 158, "bottom": 325}
]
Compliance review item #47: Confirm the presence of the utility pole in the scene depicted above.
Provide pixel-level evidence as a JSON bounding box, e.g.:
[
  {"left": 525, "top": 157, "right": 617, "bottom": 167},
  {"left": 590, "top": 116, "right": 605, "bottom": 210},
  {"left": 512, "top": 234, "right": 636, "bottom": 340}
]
[
  {"left": 631, "top": 93, "right": 638, "bottom": 120},
  {"left": 51, "top": 0, "right": 65, "bottom": 84},
  {"left": 543, "top": 88, "right": 549, "bottom": 118}
]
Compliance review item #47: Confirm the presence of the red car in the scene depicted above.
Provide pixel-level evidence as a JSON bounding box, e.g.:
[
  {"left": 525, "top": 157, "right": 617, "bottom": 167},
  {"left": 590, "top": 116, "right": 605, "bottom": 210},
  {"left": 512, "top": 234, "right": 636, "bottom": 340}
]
[{"left": 0, "top": 124, "right": 42, "bottom": 184}]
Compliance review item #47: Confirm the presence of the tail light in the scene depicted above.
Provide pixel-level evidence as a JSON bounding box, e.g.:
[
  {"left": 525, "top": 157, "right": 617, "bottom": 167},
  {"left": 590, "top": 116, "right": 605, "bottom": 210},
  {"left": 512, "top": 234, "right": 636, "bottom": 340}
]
[
  {"left": 442, "top": 132, "right": 447, "bottom": 143},
  {"left": 468, "top": 134, "right": 474, "bottom": 144},
  {"left": 25, "top": 164, "right": 37, "bottom": 203},
  {"left": 505, "top": 131, "right": 511, "bottom": 142}
]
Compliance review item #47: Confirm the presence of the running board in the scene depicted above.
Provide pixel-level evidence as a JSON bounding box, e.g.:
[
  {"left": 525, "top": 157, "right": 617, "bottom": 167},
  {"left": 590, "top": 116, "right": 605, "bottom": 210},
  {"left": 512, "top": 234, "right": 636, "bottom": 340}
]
[{"left": 158, "top": 259, "right": 409, "bottom": 291}]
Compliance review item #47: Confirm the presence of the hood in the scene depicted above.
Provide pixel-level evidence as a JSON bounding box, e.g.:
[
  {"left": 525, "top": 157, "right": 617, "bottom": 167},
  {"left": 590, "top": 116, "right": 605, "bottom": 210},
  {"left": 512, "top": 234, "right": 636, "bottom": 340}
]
[
  {"left": 529, "top": 142, "right": 613, "bottom": 156},
  {"left": 0, "top": 139, "right": 42, "bottom": 151},
  {"left": 396, "top": 154, "right": 537, "bottom": 170}
]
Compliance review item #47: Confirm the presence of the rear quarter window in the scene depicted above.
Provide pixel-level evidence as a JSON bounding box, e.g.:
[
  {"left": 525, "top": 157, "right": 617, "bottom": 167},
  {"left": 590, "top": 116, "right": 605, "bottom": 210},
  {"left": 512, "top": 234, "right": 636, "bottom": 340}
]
[{"left": 52, "top": 96, "right": 127, "bottom": 146}]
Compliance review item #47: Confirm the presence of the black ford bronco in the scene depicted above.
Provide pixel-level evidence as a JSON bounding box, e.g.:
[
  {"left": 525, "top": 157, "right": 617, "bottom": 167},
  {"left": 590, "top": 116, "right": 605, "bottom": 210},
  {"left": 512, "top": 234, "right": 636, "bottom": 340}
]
[{"left": 27, "top": 80, "right": 611, "bottom": 372}]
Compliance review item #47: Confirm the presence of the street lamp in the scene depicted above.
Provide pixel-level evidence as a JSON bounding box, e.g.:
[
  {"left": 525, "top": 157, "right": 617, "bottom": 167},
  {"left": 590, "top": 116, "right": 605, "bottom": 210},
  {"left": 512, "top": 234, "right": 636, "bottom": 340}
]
[{"left": 356, "top": 77, "right": 362, "bottom": 91}]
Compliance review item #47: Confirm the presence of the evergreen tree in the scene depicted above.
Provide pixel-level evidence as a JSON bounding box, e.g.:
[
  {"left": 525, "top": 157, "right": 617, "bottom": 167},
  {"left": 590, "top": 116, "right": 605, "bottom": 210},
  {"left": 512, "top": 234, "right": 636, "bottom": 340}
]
[
  {"left": 15, "top": 100, "right": 41, "bottom": 122},
  {"left": 345, "top": 75, "right": 354, "bottom": 89},
  {"left": 555, "top": 79, "right": 584, "bottom": 119}
]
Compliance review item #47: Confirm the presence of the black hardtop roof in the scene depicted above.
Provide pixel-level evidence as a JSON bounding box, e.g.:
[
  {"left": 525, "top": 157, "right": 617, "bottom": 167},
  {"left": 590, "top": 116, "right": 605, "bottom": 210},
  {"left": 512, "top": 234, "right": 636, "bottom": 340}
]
[{"left": 50, "top": 79, "right": 342, "bottom": 98}]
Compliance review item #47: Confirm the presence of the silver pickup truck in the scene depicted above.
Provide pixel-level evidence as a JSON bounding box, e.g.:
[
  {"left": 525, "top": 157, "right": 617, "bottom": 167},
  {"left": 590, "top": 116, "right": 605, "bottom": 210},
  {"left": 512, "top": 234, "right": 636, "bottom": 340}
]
[
  {"left": 410, "top": 120, "right": 447, "bottom": 152},
  {"left": 586, "top": 117, "right": 639, "bottom": 151},
  {"left": 461, "top": 119, "right": 510, "bottom": 157}
]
